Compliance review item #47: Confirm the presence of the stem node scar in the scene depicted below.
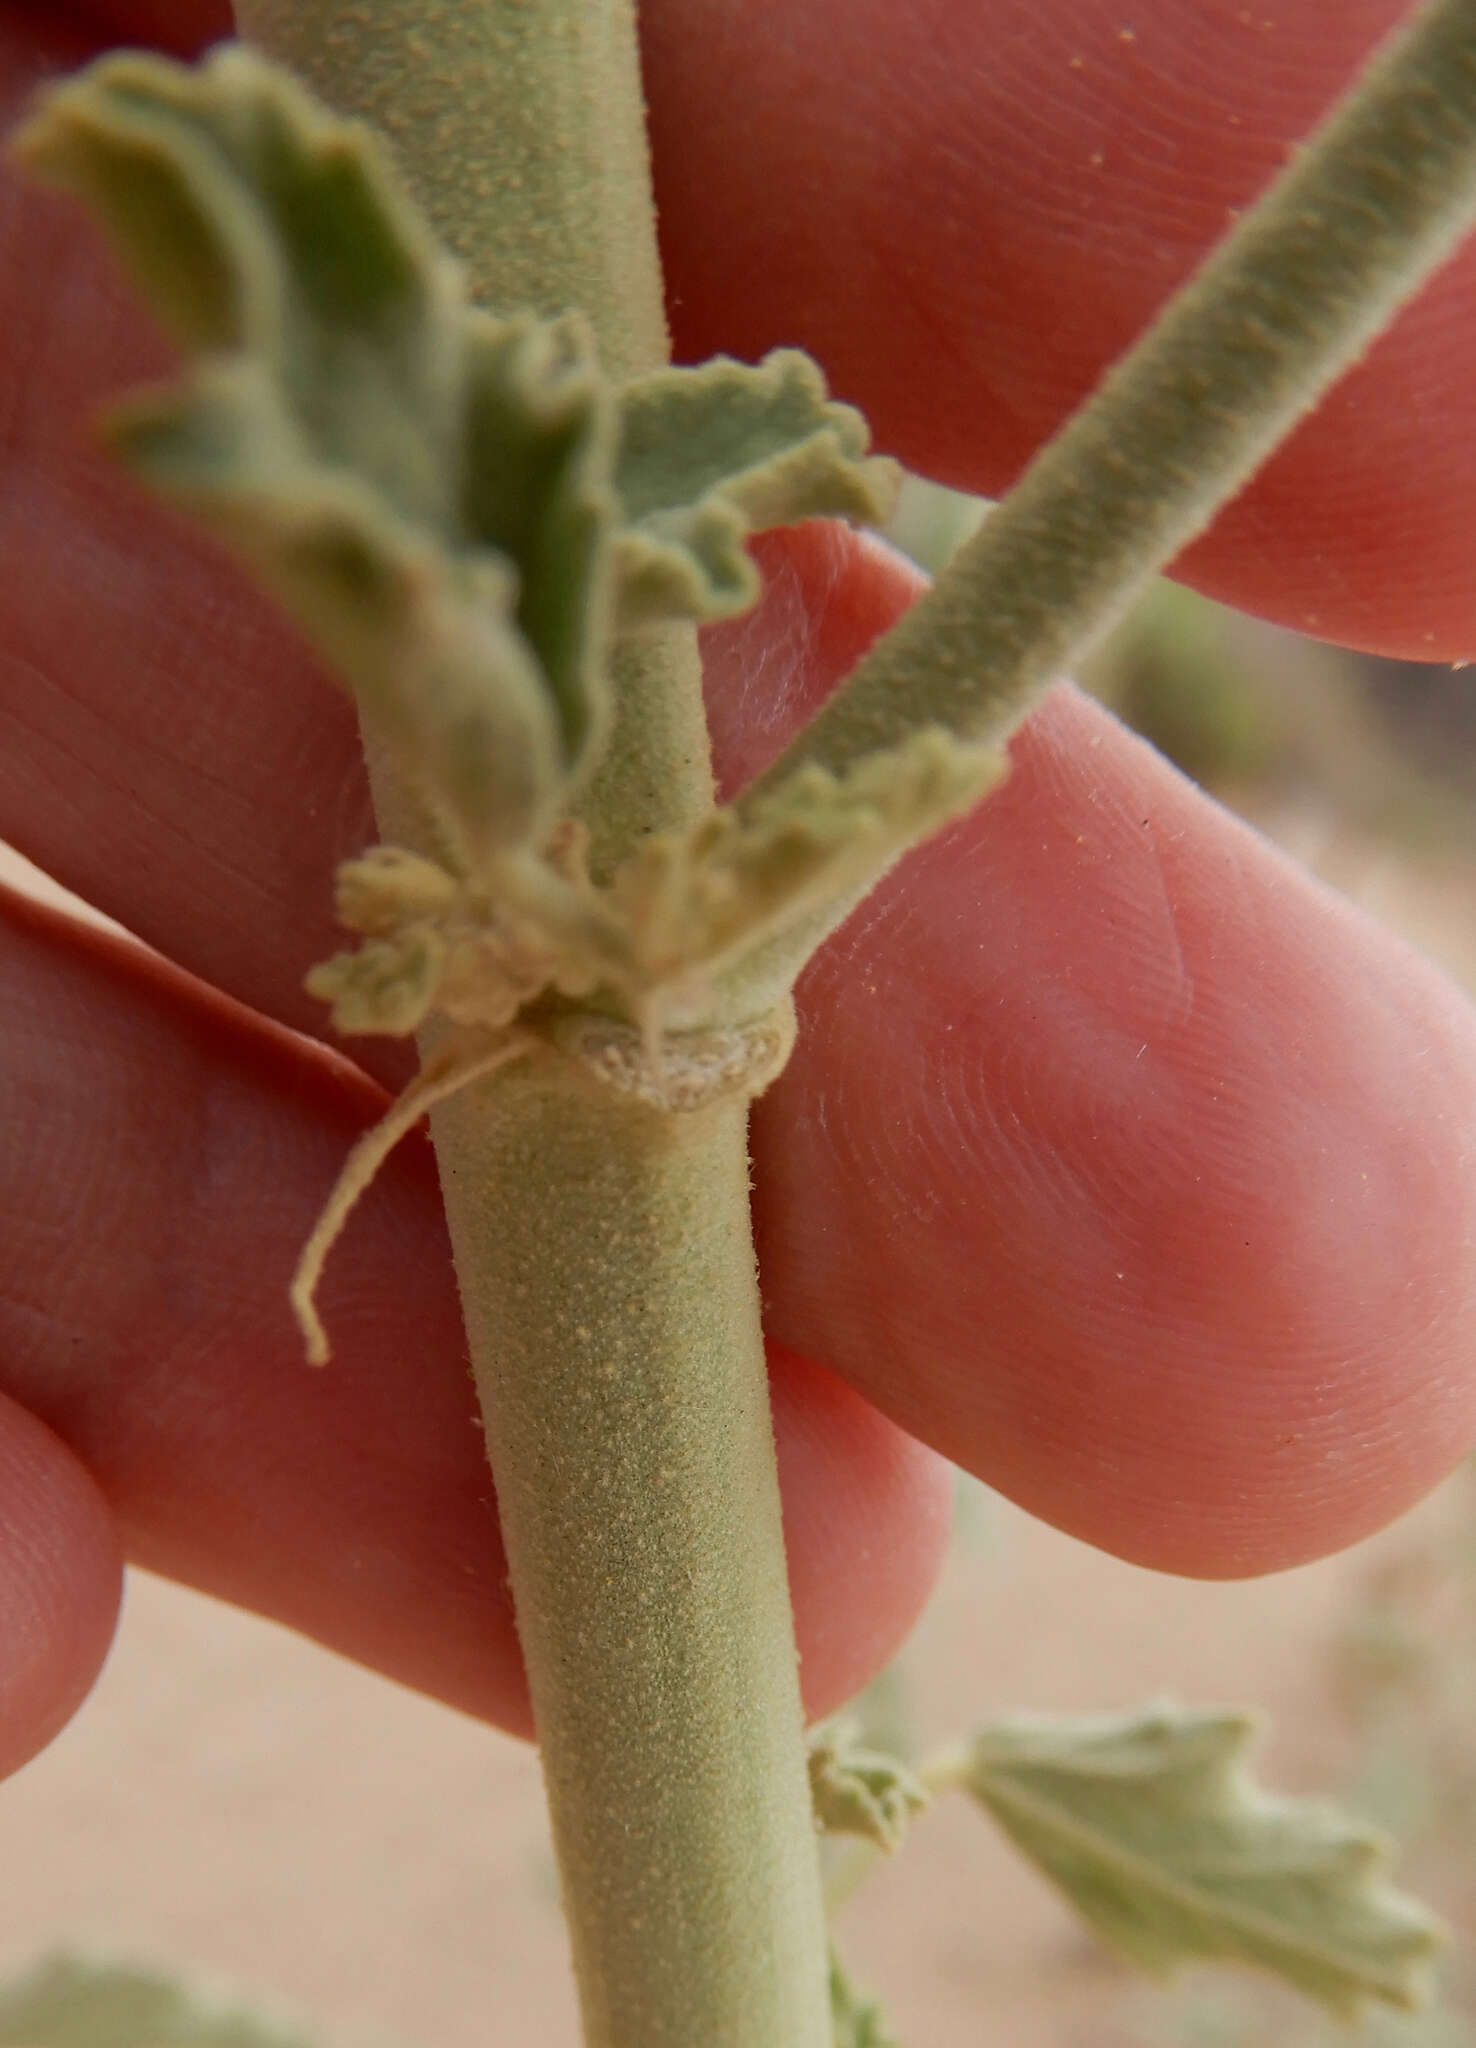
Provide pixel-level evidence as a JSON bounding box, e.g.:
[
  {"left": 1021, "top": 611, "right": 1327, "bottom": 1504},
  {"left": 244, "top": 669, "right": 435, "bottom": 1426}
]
[{"left": 554, "top": 1003, "right": 797, "bottom": 1114}]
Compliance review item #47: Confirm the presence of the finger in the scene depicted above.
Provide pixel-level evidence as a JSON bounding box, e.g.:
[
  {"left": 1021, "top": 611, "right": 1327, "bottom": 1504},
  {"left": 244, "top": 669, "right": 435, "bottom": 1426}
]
[
  {"left": 0, "top": 1392, "right": 122, "bottom": 1780},
  {"left": 0, "top": 882, "right": 953, "bottom": 1730},
  {"left": 52, "top": 0, "right": 230, "bottom": 54},
  {"left": 698, "top": 528, "right": 1476, "bottom": 1577},
  {"left": 641, "top": 0, "right": 1476, "bottom": 659}
]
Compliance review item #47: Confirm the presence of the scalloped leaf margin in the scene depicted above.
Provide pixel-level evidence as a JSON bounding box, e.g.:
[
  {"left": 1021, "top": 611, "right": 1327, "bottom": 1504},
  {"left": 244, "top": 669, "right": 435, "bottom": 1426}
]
[
  {"left": 11, "top": 48, "right": 900, "bottom": 877},
  {"left": 962, "top": 1702, "right": 1444, "bottom": 2021}
]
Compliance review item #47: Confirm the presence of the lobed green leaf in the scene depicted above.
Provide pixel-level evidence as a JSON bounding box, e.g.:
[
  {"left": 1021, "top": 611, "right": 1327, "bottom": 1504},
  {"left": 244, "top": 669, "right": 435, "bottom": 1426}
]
[
  {"left": 12, "top": 48, "right": 614, "bottom": 863},
  {"left": 612, "top": 350, "right": 901, "bottom": 626},
  {"left": 962, "top": 1703, "right": 1444, "bottom": 2019},
  {"left": 12, "top": 46, "right": 909, "bottom": 915}
]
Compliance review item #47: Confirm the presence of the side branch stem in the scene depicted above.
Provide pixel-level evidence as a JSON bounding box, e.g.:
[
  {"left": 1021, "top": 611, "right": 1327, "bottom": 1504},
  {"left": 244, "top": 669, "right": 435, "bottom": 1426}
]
[{"left": 756, "top": 0, "right": 1476, "bottom": 793}]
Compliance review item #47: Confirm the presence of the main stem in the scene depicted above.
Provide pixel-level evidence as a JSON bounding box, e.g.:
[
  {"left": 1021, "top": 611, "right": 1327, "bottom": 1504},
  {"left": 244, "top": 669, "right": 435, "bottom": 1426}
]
[{"left": 233, "top": 6, "right": 831, "bottom": 2046}]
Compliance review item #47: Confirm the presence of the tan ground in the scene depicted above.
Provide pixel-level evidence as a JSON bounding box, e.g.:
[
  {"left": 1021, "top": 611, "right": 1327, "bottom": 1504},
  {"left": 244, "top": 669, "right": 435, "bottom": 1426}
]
[{"left": 1, "top": 820, "right": 1473, "bottom": 2048}]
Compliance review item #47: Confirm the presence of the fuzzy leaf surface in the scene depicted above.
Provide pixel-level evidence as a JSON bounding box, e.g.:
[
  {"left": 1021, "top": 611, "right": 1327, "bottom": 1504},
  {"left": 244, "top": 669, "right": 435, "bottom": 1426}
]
[
  {"left": 12, "top": 48, "right": 615, "bottom": 861},
  {"left": 612, "top": 350, "right": 901, "bottom": 625},
  {"left": 611, "top": 726, "right": 1002, "bottom": 1018},
  {"left": 0, "top": 1956, "right": 319, "bottom": 2048},
  {"left": 964, "top": 1704, "right": 1443, "bottom": 2019}
]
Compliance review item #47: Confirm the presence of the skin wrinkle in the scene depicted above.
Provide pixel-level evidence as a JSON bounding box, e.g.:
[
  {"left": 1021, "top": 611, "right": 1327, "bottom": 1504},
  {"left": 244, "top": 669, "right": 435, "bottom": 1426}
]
[
  {"left": 1021, "top": 742, "right": 1452, "bottom": 1342},
  {"left": 1042, "top": 28, "right": 1299, "bottom": 231},
  {"left": 0, "top": 1529, "right": 54, "bottom": 1705}
]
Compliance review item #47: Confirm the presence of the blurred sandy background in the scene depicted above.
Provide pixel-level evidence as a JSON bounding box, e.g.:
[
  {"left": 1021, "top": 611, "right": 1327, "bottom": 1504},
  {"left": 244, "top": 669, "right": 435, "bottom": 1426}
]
[{"left": 3, "top": 509, "right": 1476, "bottom": 2046}]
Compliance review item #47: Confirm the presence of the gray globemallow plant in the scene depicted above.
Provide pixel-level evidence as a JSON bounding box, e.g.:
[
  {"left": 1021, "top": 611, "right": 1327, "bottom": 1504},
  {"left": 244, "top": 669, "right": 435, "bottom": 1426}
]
[{"left": 5, "top": 2, "right": 1476, "bottom": 2045}]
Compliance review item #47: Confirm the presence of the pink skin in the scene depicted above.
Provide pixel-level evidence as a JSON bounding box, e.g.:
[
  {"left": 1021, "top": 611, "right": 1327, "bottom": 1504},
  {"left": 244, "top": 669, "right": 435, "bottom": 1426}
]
[{"left": 0, "top": 0, "right": 1474, "bottom": 1773}]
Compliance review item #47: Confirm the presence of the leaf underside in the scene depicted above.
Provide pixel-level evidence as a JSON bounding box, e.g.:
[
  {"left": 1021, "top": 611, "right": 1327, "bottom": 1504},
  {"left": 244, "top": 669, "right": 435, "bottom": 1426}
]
[
  {"left": 13, "top": 48, "right": 610, "bottom": 866},
  {"left": 964, "top": 1703, "right": 1443, "bottom": 2021}
]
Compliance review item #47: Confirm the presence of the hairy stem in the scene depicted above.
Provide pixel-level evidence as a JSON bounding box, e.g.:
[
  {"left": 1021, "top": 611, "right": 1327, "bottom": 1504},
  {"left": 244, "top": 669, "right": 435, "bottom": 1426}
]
[
  {"left": 757, "top": 0, "right": 1476, "bottom": 791},
  {"left": 232, "top": 5, "right": 830, "bottom": 2046},
  {"left": 429, "top": 1070, "right": 829, "bottom": 2047}
]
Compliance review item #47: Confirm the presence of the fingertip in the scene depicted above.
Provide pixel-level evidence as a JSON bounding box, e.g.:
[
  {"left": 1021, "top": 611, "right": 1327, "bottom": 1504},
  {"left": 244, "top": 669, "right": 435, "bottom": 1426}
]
[{"left": 0, "top": 1393, "right": 122, "bottom": 1780}]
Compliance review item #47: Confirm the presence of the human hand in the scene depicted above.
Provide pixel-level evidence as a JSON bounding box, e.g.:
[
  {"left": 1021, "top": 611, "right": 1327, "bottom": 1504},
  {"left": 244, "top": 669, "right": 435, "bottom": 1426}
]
[{"left": 1, "top": 0, "right": 1473, "bottom": 1781}]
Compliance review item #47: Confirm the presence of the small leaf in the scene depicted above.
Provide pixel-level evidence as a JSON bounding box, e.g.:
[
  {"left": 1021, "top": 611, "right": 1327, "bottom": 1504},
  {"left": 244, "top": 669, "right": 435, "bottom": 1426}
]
[
  {"left": 962, "top": 1703, "right": 1444, "bottom": 2019},
  {"left": 828, "top": 1951, "right": 901, "bottom": 2048},
  {"left": 808, "top": 1719, "right": 928, "bottom": 1853},
  {"left": 0, "top": 1955, "right": 320, "bottom": 2048},
  {"left": 12, "top": 49, "right": 616, "bottom": 861},
  {"left": 611, "top": 726, "right": 1003, "bottom": 1016},
  {"left": 612, "top": 350, "right": 901, "bottom": 625},
  {"left": 304, "top": 930, "right": 445, "bottom": 1037},
  {"left": 333, "top": 846, "right": 461, "bottom": 935}
]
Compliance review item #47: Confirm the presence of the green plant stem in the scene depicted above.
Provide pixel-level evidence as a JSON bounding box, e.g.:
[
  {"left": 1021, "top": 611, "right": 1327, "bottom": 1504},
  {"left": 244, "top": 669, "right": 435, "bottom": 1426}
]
[
  {"left": 754, "top": 0, "right": 1476, "bottom": 791},
  {"left": 227, "top": 0, "right": 664, "bottom": 373},
  {"left": 427, "top": 1069, "right": 828, "bottom": 2047},
  {"left": 232, "top": 5, "right": 831, "bottom": 2046}
]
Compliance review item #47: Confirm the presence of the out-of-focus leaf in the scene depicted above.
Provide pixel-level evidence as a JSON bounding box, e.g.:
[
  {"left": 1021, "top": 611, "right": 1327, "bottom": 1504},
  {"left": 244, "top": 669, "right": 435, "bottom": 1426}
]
[
  {"left": 828, "top": 1950, "right": 901, "bottom": 2048},
  {"left": 0, "top": 1955, "right": 320, "bottom": 2048},
  {"left": 962, "top": 1703, "right": 1443, "bottom": 2019}
]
